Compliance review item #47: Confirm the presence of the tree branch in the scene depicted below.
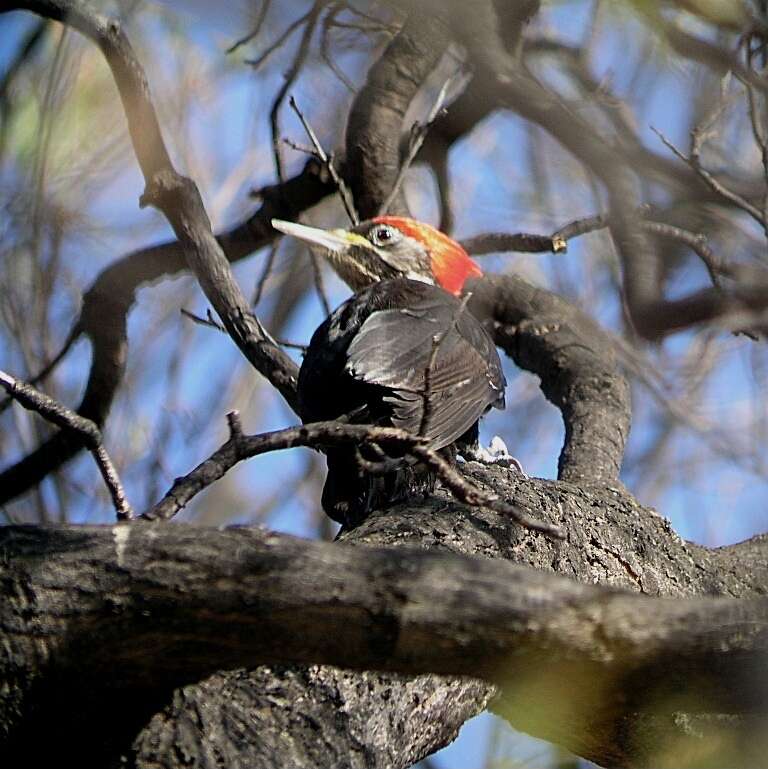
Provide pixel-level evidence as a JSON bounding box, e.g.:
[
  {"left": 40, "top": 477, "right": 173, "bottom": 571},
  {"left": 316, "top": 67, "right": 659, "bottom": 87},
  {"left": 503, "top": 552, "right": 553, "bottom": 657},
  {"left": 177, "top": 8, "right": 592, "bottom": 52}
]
[
  {"left": 143, "top": 415, "right": 562, "bottom": 538},
  {"left": 0, "top": 156, "right": 337, "bottom": 509},
  {"left": 6, "top": 0, "right": 298, "bottom": 397},
  {"left": 0, "top": 370, "right": 132, "bottom": 520},
  {"left": 2, "top": 524, "right": 766, "bottom": 767},
  {"left": 468, "top": 274, "right": 631, "bottom": 484},
  {"left": 345, "top": 12, "right": 450, "bottom": 218}
]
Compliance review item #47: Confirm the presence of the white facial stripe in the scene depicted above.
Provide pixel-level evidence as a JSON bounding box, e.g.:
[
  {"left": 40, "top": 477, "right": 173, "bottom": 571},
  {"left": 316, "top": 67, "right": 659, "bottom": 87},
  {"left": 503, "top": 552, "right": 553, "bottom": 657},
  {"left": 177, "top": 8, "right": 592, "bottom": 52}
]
[{"left": 404, "top": 271, "right": 434, "bottom": 285}]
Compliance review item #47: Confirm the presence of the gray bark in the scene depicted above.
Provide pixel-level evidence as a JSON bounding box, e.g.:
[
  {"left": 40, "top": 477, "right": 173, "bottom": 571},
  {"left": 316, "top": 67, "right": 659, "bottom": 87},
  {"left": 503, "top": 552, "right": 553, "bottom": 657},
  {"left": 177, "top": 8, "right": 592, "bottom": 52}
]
[{"left": 2, "top": 468, "right": 767, "bottom": 768}]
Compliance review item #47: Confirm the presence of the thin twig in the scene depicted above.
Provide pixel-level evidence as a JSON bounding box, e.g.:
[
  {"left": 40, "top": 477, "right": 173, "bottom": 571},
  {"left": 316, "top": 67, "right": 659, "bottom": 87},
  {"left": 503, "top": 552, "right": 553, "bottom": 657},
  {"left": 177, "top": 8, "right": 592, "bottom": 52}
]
[
  {"left": 181, "top": 307, "right": 225, "bottom": 332},
  {"left": 282, "top": 137, "right": 317, "bottom": 156},
  {"left": 0, "top": 369, "right": 133, "bottom": 520},
  {"left": 275, "top": 338, "right": 308, "bottom": 352},
  {"left": 379, "top": 75, "right": 457, "bottom": 217},
  {"left": 270, "top": 3, "right": 323, "bottom": 182},
  {"left": 143, "top": 416, "right": 562, "bottom": 538},
  {"left": 288, "top": 95, "right": 359, "bottom": 224},
  {"left": 227, "top": 0, "right": 272, "bottom": 54},
  {"left": 182, "top": 306, "right": 307, "bottom": 351},
  {"left": 690, "top": 73, "right": 731, "bottom": 164},
  {"left": 744, "top": 47, "right": 768, "bottom": 228},
  {"left": 309, "top": 250, "right": 332, "bottom": 316},
  {"left": 651, "top": 125, "right": 765, "bottom": 226},
  {"left": 0, "top": 320, "right": 81, "bottom": 415},
  {"left": 181, "top": 307, "right": 307, "bottom": 352},
  {"left": 642, "top": 222, "right": 726, "bottom": 288},
  {"left": 243, "top": 7, "right": 311, "bottom": 69},
  {"left": 320, "top": 2, "right": 357, "bottom": 93},
  {"left": 253, "top": 243, "right": 279, "bottom": 306},
  {"left": 354, "top": 445, "right": 403, "bottom": 475}
]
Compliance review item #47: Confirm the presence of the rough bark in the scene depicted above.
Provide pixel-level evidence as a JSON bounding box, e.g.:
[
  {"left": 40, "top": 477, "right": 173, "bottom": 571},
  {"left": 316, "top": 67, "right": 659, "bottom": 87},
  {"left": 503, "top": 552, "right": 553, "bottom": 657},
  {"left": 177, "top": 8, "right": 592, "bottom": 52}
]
[
  {"left": 469, "top": 275, "right": 631, "bottom": 484},
  {"left": 2, "top": 472, "right": 767, "bottom": 768}
]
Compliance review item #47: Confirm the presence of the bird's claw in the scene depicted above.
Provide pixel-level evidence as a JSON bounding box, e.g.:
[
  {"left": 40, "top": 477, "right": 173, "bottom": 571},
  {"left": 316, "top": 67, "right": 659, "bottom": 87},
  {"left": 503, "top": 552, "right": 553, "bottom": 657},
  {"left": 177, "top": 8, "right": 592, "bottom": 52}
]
[{"left": 459, "top": 436, "right": 527, "bottom": 477}]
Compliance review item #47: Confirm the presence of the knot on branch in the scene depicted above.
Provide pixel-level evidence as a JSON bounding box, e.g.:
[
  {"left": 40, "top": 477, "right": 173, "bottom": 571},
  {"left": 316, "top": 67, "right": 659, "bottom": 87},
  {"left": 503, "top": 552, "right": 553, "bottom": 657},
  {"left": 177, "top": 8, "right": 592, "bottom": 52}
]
[
  {"left": 104, "top": 18, "right": 122, "bottom": 40},
  {"left": 139, "top": 170, "right": 206, "bottom": 218}
]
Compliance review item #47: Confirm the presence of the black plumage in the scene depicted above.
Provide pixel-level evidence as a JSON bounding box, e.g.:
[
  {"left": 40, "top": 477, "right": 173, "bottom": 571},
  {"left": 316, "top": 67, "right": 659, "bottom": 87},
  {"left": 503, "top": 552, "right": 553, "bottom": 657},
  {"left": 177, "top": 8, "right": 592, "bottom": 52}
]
[{"left": 298, "top": 278, "right": 505, "bottom": 526}]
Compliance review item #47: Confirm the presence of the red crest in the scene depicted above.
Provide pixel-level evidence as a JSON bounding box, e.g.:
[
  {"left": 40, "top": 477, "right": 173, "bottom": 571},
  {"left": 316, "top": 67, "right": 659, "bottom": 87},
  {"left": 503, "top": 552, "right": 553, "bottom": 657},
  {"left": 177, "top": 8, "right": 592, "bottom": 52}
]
[{"left": 372, "top": 216, "right": 482, "bottom": 295}]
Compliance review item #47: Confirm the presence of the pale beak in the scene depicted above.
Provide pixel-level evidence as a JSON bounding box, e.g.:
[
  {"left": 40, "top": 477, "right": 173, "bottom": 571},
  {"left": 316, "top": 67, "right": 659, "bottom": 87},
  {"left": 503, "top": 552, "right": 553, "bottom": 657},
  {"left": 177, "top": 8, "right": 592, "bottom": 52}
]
[{"left": 271, "top": 219, "right": 369, "bottom": 253}]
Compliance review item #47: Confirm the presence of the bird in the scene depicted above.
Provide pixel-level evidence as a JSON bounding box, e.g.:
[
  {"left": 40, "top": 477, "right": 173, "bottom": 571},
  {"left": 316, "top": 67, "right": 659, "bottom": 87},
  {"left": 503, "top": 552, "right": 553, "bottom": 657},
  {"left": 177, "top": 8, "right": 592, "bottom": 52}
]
[{"left": 272, "top": 216, "right": 508, "bottom": 526}]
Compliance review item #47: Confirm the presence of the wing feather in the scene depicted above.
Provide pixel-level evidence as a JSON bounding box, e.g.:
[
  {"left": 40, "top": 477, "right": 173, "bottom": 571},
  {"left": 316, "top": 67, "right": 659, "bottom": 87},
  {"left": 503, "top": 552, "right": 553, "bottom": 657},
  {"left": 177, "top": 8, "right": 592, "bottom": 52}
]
[{"left": 346, "top": 288, "right": 504, "bottom": 448}]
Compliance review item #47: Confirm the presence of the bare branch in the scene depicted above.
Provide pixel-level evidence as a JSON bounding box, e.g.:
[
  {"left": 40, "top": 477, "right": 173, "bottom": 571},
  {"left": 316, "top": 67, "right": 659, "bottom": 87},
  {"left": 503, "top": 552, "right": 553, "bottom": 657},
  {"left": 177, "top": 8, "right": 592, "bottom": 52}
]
[
  {"left": 252, "top": 242, "right": 279, "bottom": 306},
  {"left": 269, "top": 3, "right": 323, "bottom": 181},
  {"left": 461, "top": 231, "right": 566, "bottom": 255},
  {"left": 651, "top": 126, "right": 765, "bottom": 227},
  {"left": 242, "top": 5, "right": 311, "bottom": 68},
  {"left": 288, "top": 95, "right": 359, "bottom": 224},
  {"left": 180, "top": 307, "right": 226, "bottom": 332},
  {"left": 378, "top": 75, "right": 456, "bottom": 216},
  {"left": 308, "top": 249, "right": 332, "bottom": 316},
  {"left": 0, "top": 4, "right": 349, "bottom": 510},
  {"left": 226, "top": 0, "right": 272, "bottom": 54},
  {"left": 0, "top": 319, "right": 80, "bottom": 415},
  {"left": 319, "top": 2, "right": 359, "bottom": 93},
  {"left": 345, "top": 13, "right": 451, "bottom": 218},
  {"left": 2, "top": 524, "right": 767, "bottom": 767},
  {"left": 181, "top": 307, "right": 307, "bottom": 352},
  {"left": 642, "top": 221, "right": 726, "bottom": 289},
  {"left": 143, "top": 417, "right": 562, "bottom": 538},
  {"left": 0, "top": 370, "right": 132, "bottom": 520},
  {"left": 469, "top": 274, "right": 631, "bottom": 484},
  {"left": 10, "top": 0, "right": 300, "bottom": 402}
]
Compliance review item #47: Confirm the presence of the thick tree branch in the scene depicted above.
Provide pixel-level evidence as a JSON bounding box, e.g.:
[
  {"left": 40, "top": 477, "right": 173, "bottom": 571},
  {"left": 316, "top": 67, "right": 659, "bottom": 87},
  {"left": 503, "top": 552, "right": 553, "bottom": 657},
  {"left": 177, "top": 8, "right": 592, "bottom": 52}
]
[
  {"left": 345, "top": 12, "right": 450, "bottom": 217},
  {"left": 393, "top": 4, "right": 768, "bottom": 339},
  {"left": 468, "top": 274, "right": 631, "bottom": 484},
  {"left": 0, "top": 0, "right": 344, "bottom": 508},
  {"left": 6, "top": 0, "right": 298, "bottom": 397},
  {"left": 0, "top": 157, "right": 336, "bottom": 508},
  {"left": 2, "top": 524, "right": 766, "bottom": 767}
]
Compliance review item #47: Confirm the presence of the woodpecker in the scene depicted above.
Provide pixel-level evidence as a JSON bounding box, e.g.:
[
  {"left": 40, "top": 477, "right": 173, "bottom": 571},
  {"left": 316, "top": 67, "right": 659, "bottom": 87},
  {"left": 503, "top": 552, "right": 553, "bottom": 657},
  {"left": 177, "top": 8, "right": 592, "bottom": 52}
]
[{"left": 272, "top": 216, "right": 506, "bottom": 526}]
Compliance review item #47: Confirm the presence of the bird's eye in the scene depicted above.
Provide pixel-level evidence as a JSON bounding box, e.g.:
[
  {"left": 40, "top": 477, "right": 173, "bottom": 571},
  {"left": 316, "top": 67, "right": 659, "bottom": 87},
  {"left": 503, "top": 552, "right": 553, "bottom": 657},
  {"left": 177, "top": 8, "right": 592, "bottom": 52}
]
[{"left": 370, "top": 225, "right": 399, "bottom": 247}]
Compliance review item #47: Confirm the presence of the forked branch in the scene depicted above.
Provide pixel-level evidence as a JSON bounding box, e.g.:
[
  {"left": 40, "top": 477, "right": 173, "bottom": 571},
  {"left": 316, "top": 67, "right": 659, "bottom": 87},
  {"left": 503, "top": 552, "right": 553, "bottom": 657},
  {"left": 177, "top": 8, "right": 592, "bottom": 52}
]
[
  {"left": 143, "top": 413, "right": 563, "bottom": 538},
  {"left": 0, "top": 370, "right": 132, "bottom": 520}
]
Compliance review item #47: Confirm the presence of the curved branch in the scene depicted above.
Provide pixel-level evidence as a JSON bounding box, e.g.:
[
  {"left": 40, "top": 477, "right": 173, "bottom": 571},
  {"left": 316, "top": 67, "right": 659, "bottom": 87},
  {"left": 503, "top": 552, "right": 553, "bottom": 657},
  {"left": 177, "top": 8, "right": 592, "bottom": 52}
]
[
  {"left": 0, "top": 370, "right": 132, "bottom": 520},
  {"left": 469, "top": 274, "right": 631, "bottom": 483},
  {"left": 5, "top": 0, "right": 297, "bottom": 387},
  {"left": 345, "top": 12, "right": 450, "bottom": 217}
]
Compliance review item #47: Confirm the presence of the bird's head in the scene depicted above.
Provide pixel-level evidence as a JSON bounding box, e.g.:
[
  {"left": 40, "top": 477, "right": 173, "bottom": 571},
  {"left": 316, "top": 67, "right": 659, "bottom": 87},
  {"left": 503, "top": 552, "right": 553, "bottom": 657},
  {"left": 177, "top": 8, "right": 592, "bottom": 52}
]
[{"left": 271, "top": 216, "right": 482, "bottom": 295}]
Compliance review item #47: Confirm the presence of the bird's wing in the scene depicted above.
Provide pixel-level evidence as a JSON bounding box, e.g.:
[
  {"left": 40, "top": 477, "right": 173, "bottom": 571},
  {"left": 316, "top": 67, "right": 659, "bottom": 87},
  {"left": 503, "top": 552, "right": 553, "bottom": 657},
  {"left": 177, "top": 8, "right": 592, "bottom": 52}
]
[{"left": 345, "top": 294, "right": 505, "bottom": 448}]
